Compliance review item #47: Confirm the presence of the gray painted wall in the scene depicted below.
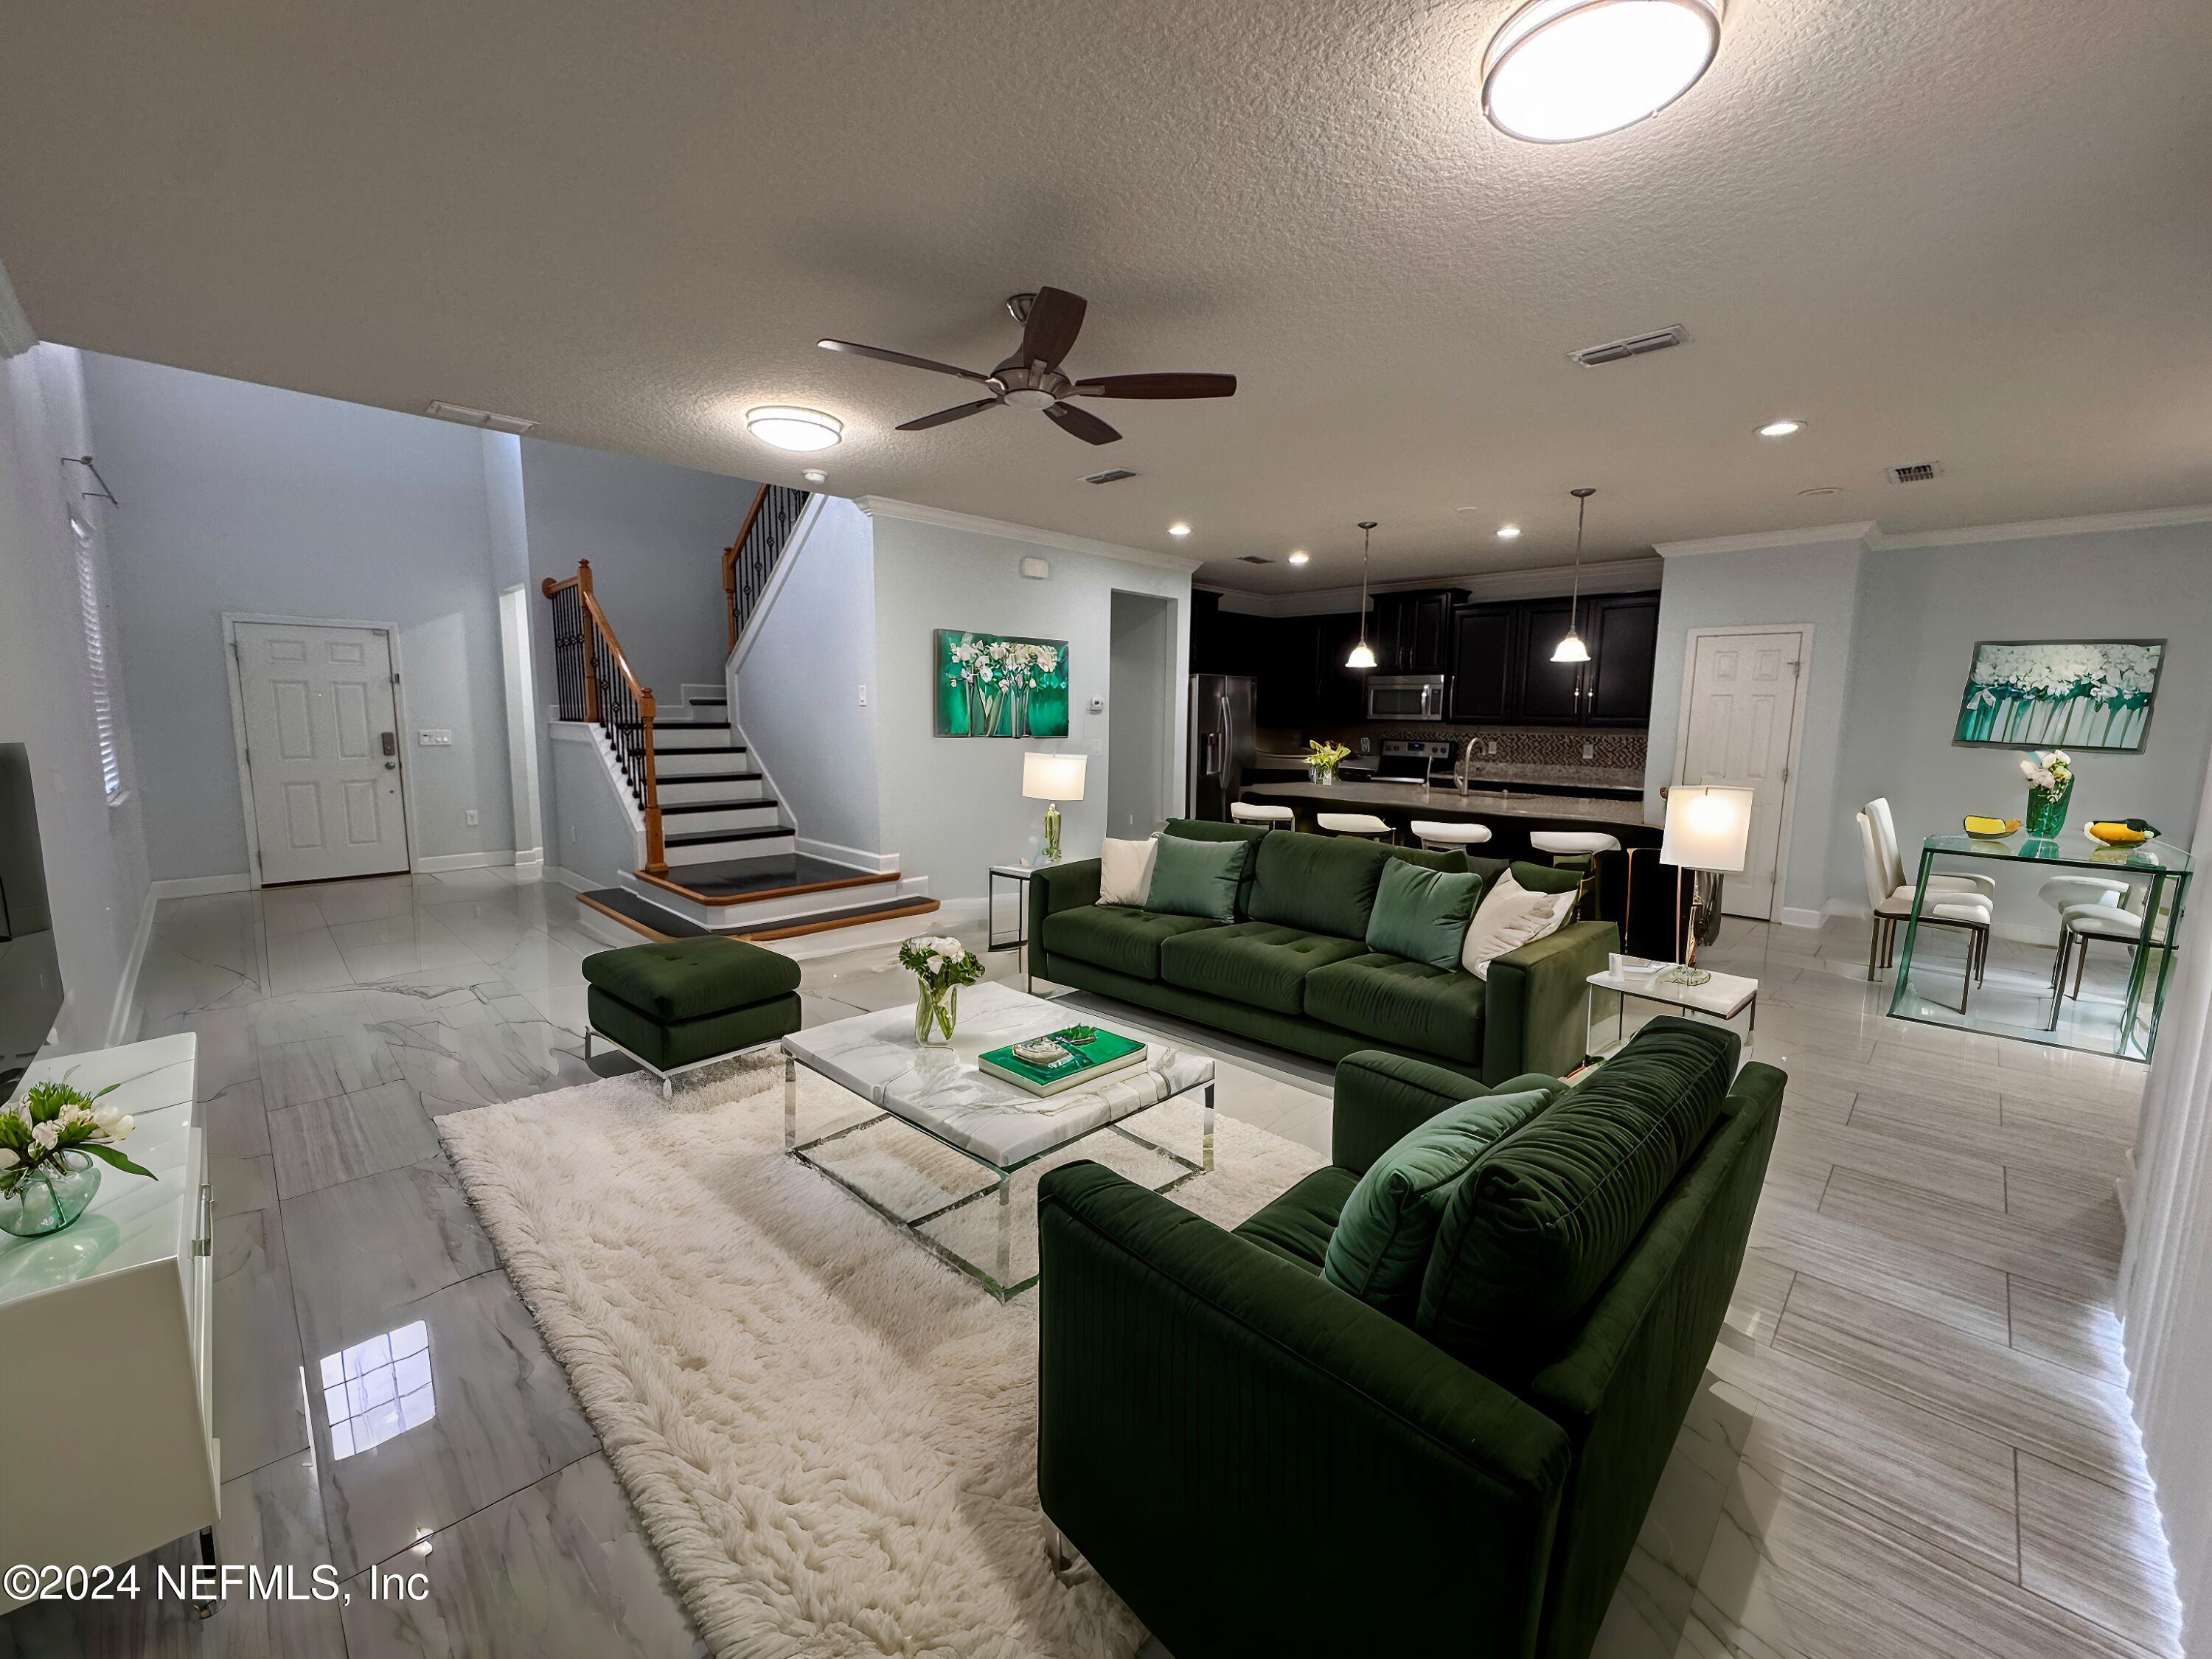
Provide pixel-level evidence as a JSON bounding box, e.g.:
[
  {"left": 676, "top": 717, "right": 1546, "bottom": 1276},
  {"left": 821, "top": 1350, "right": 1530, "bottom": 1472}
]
[
  {"left": 1107, "top": 591, "right": 1176, "bottom": 838},
  {"left": 546, "top": 724, "right": 642, "bottom": 887},
  {"left": 1833, "top": 524, "right": 2212, "bottom": 930},
  {"left": 731, "top": 496, "right": 881, "bottom": 858},
  {"left": 86, "top": 352, "right": 518, "bottom": 880},
  {"left": 0, "top": 345, "right": 151, "bottom": 1053},
  {"left": 1644, "top": 537, "right": 1868, "bottom": 922},
  {"left": 519, "top": 437, "right": 757, "bottom": 703},
  {"left": 871, "top": 512, "right": 1191, "bottom": 905}
]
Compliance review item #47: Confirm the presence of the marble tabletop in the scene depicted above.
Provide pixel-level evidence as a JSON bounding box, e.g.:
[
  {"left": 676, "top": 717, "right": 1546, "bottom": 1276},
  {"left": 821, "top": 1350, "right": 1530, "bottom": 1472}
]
[
  {"left": 1589, "top": 964, "right": 1759, "bottom": 1019},
  {"left": 782, "top": 981, "right": 1214, "bottom": 1170},
  {"left": 1242, "top": 777, "right": 1654, "bottom": 829}
]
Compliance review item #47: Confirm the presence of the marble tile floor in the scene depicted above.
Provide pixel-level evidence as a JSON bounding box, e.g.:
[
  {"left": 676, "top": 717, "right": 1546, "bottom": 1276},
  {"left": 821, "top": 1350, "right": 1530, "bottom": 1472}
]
[{"left": 0, "top": 870, "right": 2180, "bottom": 1658}]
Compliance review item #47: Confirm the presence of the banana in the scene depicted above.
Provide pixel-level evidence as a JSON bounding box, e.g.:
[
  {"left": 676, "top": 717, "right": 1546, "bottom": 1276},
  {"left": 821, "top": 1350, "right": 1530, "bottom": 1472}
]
[
  {"left": 1962, "top": 815, "right": 2021, "bottom": 836},
  {"left": 2087, "top": 819, "right": 2157, "bottom": 845}
]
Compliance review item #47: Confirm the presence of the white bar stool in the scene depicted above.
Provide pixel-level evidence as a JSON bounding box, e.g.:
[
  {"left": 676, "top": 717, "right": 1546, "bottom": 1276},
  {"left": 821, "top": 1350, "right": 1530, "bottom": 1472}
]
[
  {"left": 1229, "top": 801, "right": 1295, "bottom": 830},
  {"left": 1316, "top": 813, "right": 1393, "bottom": 841},
  {"left": 1529, "top": 831, "right": 1621, "bottom": 862},
  {"left": 1411, "top": 820, "right": 1492, "bottom": 853}
]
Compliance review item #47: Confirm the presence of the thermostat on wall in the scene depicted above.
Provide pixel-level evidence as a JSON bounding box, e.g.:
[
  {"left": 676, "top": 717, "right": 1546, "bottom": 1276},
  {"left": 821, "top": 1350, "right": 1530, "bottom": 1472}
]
[{"left": 1019, "top": 555, "right": 1051, "bottom": 580}]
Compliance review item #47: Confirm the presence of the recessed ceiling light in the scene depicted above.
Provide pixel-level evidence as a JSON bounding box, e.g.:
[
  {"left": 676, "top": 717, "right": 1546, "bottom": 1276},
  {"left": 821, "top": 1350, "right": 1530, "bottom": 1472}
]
[
  {"left": 1756, "top": 417, "right": 1806, "bottom": 439},
  {"left": 745, "top": 406, "right": 843, "bottom": 452},
  {"left": 1168, "top": 522, "right": 1192, "bottom": 537},
  {"left": 1287, "top": 550, "right": 1310, "bottom": 565},
  {"left": 801, "top": 468, "right": 828, "bottom": 484},
  {"left": 1483, "top": 0, "right": 1724, "bottom": 145},
  {"left": 1497, "top": 524, "right": 1523, "bottom": 540}
]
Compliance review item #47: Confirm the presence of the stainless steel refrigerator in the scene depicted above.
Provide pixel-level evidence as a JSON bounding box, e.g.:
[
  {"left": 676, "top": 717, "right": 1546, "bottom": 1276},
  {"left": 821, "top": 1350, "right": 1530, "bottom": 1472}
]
[{"left": 1186, "top": 674, "right": 1258, "bottom": 821}]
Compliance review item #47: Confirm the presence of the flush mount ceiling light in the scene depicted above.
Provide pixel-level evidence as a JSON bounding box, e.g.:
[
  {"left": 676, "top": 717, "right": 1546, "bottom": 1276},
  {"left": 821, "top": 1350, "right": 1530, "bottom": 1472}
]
[
  {"left": 1169, "top": 522, "right": 1192, "bottom": 537},
  {"left": 744, "top": 406, "right": 843, "bottom": 452},
  {"left": 1483, "top": 0, "right": 1723, "bottom": 145},
  {"left": 801, "top": 467, "right": 828, "bottom": 484},
  {"left": 1287, "top": 549, "right": 1310, "bottom": 565},
  {"left": 1551, "top": 487, "right": 1597, "bottom": 664},
  {"left": 1756, "top": 417, "right": 1806, "bottom": 439},
  {"left": 1497, "top": 523, "right": 1523, "bottom": 540},
  {"left": 1346, "top": 522, "right": 1380, "bottom": 669}
]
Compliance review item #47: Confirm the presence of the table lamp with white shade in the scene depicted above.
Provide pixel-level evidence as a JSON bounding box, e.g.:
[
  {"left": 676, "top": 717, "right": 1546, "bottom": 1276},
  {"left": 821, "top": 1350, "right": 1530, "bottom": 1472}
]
[
  {"left": 1659, "top": 785, "right": 1754, "bottom": 984},
  {"left": 1023, "top": 751, "right": 1088, "bottom": 864}
]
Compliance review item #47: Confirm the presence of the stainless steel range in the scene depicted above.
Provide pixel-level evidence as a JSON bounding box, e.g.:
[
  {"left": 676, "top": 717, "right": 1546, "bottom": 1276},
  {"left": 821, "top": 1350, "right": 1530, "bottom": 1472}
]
[{"left": 1374, "top": 739, "right": 1455, "bottom": 785}]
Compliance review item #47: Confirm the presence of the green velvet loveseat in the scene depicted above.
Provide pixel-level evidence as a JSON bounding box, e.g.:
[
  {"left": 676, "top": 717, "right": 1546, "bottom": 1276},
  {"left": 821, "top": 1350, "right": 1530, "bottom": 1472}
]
[
  {"left": 1037, "top": 1018, "right": 1785, "bottom": 1659},
  {"left": 1026, "top": 821, "right": 1618, "bottom": 1088}
]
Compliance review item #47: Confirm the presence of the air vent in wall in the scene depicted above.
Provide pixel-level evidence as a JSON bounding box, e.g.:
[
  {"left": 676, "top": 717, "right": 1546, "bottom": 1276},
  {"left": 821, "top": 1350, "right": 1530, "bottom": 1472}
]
[
  {"left": 1083, "top": 467, "right": 1138, "bottom": 484},
  {"left": 1888, "top": 462, "right": 1943, "bottom": 484},
  {"left": 1238, "top": 554, "right": 1274, "bottom": 564},
  {"left": 1568, "top": 325, "right": 1688, "bottom": 367}
]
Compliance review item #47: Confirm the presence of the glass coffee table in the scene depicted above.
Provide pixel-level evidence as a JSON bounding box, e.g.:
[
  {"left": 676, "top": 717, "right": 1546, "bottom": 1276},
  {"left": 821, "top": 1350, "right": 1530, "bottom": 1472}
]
[{"left": 781, "top": 982, "right": 1216, "bottom": 1300}]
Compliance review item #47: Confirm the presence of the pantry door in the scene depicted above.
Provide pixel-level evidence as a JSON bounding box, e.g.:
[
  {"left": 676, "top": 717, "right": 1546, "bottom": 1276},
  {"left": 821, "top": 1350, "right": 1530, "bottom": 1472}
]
[
  {"left": 1676, "top": 627, "right": 1808, "bottom": 919},
  {"left": 234, "top": 622, "right": 410, "bottom": 883}
]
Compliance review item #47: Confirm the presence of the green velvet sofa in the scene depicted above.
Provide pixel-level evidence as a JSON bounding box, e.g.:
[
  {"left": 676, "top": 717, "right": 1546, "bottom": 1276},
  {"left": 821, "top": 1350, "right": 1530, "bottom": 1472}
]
[
  {"left": 1027, "top": 821, "right": 1618, "bottom": 1088},
  {"left": 1037, "top": 1018, "right": 1785, "bottom": 1659}
]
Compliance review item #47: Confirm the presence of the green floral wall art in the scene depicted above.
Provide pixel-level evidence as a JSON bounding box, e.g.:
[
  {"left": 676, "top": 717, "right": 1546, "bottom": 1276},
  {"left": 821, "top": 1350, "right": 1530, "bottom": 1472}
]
[
  {"left": 933, "top": 630, "right": 1071, "bottom": 738},
  {"left": 1953, "top": 639, "right": 2164, "bottom": 752}
]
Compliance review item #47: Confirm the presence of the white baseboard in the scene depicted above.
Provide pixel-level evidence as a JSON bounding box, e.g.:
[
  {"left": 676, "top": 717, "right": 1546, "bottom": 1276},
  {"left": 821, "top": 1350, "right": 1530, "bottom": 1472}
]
[
  {"left": 793, "top": 836, "right": 900, "bottom": 875},
  {"left": 543, "top": 866, "right": 597, "bottom": 894},
  {"left": 105, "top": 886, "right": 161, "bottom": 1048},
  {"left": 512, "top": 849, "right": 544, "bottom": 874},
  {"left": 414, "top": 850, "right": 518, "bottom": 874},
  {"left": 149, "top": 873, "right": 253, "bottom": 900},
  {"left": 1775, "top": 906, "right": 1825, "bottom": 931}
]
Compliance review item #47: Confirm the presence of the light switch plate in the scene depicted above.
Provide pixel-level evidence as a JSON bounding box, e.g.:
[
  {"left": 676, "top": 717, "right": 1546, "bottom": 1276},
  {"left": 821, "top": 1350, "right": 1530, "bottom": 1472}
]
[{"left": 417, "top": 729, "right": 453, "bottom": 746}]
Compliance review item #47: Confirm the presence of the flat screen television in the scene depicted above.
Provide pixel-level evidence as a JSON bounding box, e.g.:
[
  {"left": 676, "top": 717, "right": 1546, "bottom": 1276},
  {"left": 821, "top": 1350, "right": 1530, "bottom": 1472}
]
[{"left": 0, "top": 743, "right": 62, "bottom": 1093}]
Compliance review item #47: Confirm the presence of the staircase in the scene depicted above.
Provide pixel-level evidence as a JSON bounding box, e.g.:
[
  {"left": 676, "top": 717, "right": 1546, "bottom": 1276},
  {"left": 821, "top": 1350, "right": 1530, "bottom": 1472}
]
[{"left": 545, "top": 487, "right": 937, "bottom": 949}]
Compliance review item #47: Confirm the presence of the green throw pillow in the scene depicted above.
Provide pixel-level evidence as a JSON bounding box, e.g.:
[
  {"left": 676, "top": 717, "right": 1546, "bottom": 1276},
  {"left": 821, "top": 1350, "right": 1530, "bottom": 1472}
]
[
  {"left": 1509, "top": 859, "right": 1584, "bottom": 897},
  {"left": 1144, "top": 833, "right": 1251, "bottom": 920},
  {"left": 1364, "top": 859, "right": 1484, "bottom": 972},
  {"left": 1321, "top": 1088, "right": 1555, "bottom": 1318}
]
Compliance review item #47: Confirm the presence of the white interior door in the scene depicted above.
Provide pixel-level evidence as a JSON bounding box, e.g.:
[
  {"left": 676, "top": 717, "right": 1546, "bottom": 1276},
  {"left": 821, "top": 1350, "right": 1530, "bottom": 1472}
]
[
  {"left": 235, "top": 622, "right": 409, "bottom": 884},
  {"left": 1679, "top": 629, "right": 1804, "bottom": 919}
]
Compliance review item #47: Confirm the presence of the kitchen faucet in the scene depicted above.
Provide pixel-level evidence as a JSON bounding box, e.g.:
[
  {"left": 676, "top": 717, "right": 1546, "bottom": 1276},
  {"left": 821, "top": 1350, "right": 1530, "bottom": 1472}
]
[{"left": 1458, "top": 737, "right": 1481, "bottom": 790}]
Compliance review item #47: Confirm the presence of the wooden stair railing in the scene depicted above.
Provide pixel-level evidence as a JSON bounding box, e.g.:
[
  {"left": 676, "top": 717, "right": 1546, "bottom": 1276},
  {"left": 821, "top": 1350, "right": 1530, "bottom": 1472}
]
[
  {"left": 723, "top": 484, "right": 812, "bottom": 650},
  {"left": 542, "top": 559, "right": 667, "bottom": 875}
]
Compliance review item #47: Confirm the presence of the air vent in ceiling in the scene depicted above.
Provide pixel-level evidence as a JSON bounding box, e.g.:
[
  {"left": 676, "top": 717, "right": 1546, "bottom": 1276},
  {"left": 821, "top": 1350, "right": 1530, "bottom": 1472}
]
[
  {"left": 1887, "top": 461, "right": 1943, "bottom": 484},
  {"left": 1082, "top": 467, "right": 1139, "bottom": 484},
  {"left": 1238, "top": 554, "right": 1274, "bottom": 565},
  {"left": 1568, "top": 325, "right": 1688, "bottom": 367}
]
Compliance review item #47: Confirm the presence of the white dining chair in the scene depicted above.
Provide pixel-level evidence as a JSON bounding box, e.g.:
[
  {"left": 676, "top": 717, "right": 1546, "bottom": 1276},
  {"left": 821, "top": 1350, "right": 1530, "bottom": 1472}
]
[
  {"left": 1858, "top": 811, "right": 1992, "bottom": 1004},
  {"left": 1866, "top": 798, "right": 1997, "bottom": 906}
]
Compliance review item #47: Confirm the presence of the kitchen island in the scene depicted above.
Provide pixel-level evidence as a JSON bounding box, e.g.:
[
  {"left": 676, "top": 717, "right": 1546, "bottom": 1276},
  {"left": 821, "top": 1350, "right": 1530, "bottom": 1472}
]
[{"left": 1236, "top": 777, "right": 1658, "bottom": 856}]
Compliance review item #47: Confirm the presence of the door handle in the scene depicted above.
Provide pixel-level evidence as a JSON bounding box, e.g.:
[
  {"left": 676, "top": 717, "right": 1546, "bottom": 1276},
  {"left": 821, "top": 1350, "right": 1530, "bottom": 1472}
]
[{"left": 380, "top": 731, "right": 397, "bottom": 756}]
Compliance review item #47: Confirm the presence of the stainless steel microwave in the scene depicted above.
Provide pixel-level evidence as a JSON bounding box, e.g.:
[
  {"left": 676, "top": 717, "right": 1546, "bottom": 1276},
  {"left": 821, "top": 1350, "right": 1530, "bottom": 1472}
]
[{"left": 1366, "top": 673, "right": 1447, "bottom": 721}]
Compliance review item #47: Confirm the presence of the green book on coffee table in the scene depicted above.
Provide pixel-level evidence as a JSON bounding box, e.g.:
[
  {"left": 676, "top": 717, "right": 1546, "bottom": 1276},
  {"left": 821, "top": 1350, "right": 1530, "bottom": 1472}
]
[{"left": 978, "top": 1026, "right": 1148, "bottom": 1097}]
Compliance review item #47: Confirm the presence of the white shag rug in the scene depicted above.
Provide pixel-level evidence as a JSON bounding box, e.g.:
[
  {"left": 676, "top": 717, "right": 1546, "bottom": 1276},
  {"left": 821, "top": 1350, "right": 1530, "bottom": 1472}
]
[{"left": 437, "top": 1048, "right": 1328, "bottom": 1658}]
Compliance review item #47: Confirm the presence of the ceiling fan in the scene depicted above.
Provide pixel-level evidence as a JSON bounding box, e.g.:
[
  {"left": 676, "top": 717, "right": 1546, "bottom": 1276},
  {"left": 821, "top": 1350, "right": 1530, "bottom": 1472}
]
[{"left": 818, "top": 287, "right": 1235, "bottom": 445}]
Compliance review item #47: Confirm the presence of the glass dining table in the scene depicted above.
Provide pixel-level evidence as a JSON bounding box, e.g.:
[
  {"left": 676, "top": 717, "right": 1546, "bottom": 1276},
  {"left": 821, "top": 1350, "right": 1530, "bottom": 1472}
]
[{"left": 1889, "top": 832, "right": 2191, "bottom": 1062}]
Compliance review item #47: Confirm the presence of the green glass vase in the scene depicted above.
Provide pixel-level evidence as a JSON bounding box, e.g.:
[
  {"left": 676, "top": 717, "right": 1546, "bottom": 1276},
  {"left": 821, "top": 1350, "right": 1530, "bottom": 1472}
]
[
  {"left": 2024, "top": 777, "right": 2073, "bottom": 839},
  {"left": 0, "top": 1150, "right": 102, "bottom": 1238}
]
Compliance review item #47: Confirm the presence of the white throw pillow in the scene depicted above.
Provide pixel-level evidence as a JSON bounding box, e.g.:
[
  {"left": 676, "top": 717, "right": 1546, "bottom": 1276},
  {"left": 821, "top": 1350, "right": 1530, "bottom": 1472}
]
[
  {"left": 1097, "top": 836, "right": 1159, "bottom": 907},
  {"left": 1460, "top": 869, "right": 1576, "bottom": 981}
]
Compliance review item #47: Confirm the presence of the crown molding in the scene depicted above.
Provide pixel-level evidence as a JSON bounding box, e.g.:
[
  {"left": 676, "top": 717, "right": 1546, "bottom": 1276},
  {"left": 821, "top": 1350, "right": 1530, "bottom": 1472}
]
[
  {"left": 1207, "top": 555, "right": 1663, "bottom": 618},
  {"left": 853, "top": 495, "right": 1202, "bottom": 574},
  {"left": 1654, "top": 522, "right": 1877, "bottom": 559},
  {"left": 1873, "top": 504, "right": 2212, "bottom": 549},
  {"left": 0, "top": 256, "right": 37, "bottom": 359}
]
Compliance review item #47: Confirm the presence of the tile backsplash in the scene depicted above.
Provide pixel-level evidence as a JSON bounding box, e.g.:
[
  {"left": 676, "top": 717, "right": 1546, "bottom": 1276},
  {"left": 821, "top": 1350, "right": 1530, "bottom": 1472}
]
[{"left": 1306, "top": 722, "right": 1648, "bottom": 785}]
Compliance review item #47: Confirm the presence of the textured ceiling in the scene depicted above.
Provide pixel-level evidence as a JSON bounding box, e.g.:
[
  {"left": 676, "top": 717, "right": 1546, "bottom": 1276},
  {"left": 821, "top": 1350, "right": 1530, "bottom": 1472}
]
[{"left": 2, "top": 0, "right": 2208, "bottom": 591}]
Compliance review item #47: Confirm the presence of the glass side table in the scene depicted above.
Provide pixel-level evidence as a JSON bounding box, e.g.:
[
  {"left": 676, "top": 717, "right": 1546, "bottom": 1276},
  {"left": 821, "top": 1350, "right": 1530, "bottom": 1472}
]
[
  {"left": 1889, "top": 832, "right": 2191, "bottom": 1062},
  {"left": 988, "top": 863, "right": 1037, "bottom": 990}
]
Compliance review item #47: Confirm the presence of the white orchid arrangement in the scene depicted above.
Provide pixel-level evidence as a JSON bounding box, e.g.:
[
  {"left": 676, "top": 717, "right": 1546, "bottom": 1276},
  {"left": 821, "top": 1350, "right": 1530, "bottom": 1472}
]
[
  {"left": 0, "top": 1079, "right": 153, "bottom": 1194},
  {"left": 897, "top": 933, "right": 985, "bottom": 994},
  {"left": 2020, "top": 749, "right": 2073, "bottom": 796}
]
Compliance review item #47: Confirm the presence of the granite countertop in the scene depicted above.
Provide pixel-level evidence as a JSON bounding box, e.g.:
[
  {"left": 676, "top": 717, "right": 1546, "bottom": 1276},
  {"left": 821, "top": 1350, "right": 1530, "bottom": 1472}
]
[
  {"left": 1240, "top": 777, "right": 1655, "bottom": 829},
  {"left": 1252, "top": 757, "right": 1643, "bottom": 793}
]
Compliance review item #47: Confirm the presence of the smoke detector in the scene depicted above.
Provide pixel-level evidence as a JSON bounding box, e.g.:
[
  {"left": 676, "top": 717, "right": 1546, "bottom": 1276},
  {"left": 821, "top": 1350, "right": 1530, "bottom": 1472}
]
[
  {"left": 1568, "top": 326, "right": 1688, "bottom": 367},
  {"left": 1082, "top": 467, "right": 1139, "bottom": 485},
  {"left": 1887, "top": 461, "right": 1944, "bottom": 484}
]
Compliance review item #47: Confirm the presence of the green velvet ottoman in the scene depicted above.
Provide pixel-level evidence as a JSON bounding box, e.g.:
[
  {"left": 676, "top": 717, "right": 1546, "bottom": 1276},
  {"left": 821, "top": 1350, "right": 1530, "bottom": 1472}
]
[{"left": 581, "top": 938, "right": 802, "bottom": 1096}]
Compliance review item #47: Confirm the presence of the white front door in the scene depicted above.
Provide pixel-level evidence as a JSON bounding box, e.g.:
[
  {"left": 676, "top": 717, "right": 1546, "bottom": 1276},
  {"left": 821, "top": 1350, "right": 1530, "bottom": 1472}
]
[
  {"left": 235, "top": 622, "right": 410, "bottom": 884},
  {"left": 1679, "top": 629, "right": 1804, "bottom": 919}
]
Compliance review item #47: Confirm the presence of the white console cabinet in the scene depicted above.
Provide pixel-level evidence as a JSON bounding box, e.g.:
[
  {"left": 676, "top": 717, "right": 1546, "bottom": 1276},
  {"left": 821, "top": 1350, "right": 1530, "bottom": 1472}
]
[{"left": 0, "top": 1034, "right": 215, "bottom": 1611}]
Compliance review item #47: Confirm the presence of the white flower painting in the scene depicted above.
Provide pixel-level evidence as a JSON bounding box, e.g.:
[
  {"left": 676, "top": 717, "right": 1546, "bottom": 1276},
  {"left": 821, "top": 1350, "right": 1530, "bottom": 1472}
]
[{"left": 1954, "top": 640, "right": 2163, "bottom": 751}]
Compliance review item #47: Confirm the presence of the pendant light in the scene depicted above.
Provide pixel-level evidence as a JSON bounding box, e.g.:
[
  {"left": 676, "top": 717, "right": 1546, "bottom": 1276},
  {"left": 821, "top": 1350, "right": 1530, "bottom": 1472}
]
[
  {"left": 1551, "top": 487, "right": 1596, "bottom": 664},
  {"left": 1345, "top": 521, "right": 1379, "bottom": 669}
]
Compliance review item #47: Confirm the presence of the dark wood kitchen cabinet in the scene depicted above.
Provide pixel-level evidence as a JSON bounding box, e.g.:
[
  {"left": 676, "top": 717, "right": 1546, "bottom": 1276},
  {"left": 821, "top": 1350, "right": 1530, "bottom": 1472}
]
[
  {"left": 1447, "top": 604, "right": 1517, "bottom": 721},
  {"left": 1581, "top": 592, "right": 1661, "bottom": 726},
  {"left": 1515, "top": 599, "right": 1586, "bottom": 723},
  {"left": 1370, "top": 590, "right": 1460, "bottom": 675}
]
